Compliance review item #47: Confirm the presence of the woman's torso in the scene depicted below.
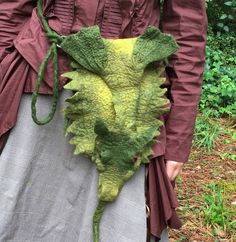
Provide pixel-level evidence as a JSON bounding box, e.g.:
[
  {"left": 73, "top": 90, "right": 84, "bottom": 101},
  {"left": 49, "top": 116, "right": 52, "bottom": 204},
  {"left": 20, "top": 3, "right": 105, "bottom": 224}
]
[{"left": 46, "top": 0, "right": 161, "bottom": 38}]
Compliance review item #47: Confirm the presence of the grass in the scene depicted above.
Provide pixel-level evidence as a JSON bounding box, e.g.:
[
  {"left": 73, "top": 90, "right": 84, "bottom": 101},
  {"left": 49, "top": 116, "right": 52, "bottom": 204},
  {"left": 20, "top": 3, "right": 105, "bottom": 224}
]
[
  {"left": 169, "top": 117, "right": 236, "bottom": 241},
  {"left": 202, "top": 183, "right": 235, "bottom": 234},
  {"left": 193, "top": 112, "right": 223, "bottom": 153}
]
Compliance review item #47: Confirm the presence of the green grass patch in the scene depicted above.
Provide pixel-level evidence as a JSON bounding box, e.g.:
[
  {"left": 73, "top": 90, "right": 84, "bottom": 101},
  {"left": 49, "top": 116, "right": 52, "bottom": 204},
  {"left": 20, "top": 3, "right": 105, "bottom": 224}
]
[
  {"left": 193, "top": 112, "right": 223, "bottom": 152},
  {"left": 201, "top": 182, "right": 236, "bottom": 237}
]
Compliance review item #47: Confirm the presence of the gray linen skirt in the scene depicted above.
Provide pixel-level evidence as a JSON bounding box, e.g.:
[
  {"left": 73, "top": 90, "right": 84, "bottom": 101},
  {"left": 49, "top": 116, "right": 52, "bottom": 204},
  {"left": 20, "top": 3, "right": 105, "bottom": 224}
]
[{"left": 0, "top": 91, "right": 168, "bottom": 242}]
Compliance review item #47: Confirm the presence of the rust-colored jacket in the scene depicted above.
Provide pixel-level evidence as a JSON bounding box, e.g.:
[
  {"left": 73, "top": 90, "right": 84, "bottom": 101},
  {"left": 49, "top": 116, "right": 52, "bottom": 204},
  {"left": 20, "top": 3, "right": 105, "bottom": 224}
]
[
  {"left": 0, "top": 0, "right": 207, "bottom": 163},
  {"left": 0, "top": 1, "right": 207, "bottom": 239}
]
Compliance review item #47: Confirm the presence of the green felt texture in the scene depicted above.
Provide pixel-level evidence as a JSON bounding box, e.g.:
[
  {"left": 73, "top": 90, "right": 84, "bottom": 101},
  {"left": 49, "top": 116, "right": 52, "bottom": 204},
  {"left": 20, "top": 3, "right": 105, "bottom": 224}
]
[
  {"left": 61, "top": 26, "right": 178, "bottom": 242},
  {"left": 93, "top": 201, "right": 106, "bottom": 242},
  {"left": 133, "top": 26, "right": 179, "bottom": 67},
  {"left": 31, "top": 0, "right": 64, "bottom": 125},
  {"left": 61, "top": 26, "right": 107, "bottom": 74},
  {"left": 63, "top": 69, "right": 115, "bottom": 156}
]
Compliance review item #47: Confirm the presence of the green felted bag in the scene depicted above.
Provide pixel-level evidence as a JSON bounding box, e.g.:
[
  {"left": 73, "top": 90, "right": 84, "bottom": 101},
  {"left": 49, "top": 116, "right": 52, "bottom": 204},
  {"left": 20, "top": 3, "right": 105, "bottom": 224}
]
[{"left": 32, "top": 1, "right": 178, "bottom": 241}]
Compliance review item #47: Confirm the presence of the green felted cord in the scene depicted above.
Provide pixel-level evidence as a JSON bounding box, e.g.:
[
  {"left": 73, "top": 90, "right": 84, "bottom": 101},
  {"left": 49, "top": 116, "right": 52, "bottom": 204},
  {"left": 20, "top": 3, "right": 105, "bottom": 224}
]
[
  {"left": 31, "top": 43, "right": 59, "bottom": 125},
  {"left": 93, "top": 201, "right": 106, "bottom": 242},
  {"left": 31, "top": 0, "right": 63, "bottom": 125},
  {"left": 36, "top": 0, "right": 63, "bottom": 43}
]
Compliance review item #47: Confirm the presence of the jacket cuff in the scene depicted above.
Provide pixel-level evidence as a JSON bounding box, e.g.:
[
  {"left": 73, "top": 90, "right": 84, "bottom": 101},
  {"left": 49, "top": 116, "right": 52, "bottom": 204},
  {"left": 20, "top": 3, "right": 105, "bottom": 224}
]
[{"left": 164, "top": 105, "right": 198, "bottom": 163}]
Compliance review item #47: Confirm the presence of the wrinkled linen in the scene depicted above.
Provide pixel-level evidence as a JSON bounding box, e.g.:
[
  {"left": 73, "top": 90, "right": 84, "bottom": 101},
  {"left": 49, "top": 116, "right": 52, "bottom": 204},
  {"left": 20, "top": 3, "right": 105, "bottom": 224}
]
[
  {"left": 0, "top": 0, "right": 208, "bottom": 240},
  {"left": 0, "top": 92, "right": 147, "bottom": 242}
]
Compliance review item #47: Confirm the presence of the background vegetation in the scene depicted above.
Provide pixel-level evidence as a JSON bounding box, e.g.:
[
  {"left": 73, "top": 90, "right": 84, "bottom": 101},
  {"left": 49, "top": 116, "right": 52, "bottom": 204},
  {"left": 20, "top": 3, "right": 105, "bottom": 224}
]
[{"left": 169, "top": 1, "right": 236, "bottom": 241}]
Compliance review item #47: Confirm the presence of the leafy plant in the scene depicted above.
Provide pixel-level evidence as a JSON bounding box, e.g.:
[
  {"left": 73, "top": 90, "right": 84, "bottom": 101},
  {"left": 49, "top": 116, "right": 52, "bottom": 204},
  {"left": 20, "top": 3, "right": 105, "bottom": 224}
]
[
  {"left": 200, "top": 30, "right": 236, "bottom": 120},
  {"left": 217, "top": 1, "right": 236, "bottom": 32},
  {"left": 206, "top": 0, "right": 236, "bottom": 33}
]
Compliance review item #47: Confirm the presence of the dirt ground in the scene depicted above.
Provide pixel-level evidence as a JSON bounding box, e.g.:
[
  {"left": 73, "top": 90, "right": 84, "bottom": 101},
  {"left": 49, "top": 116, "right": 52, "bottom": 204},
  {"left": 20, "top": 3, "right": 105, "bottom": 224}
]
[{"left": 169, "top": 119, "right": 236, "bottom": 242}]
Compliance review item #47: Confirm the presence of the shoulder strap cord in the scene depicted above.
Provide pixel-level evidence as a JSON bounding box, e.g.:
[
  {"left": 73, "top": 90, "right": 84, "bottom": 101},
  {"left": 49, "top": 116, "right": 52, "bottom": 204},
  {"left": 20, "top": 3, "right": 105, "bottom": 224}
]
[{"left": 31, "top": 0, "right": 64, "bottom": 125}]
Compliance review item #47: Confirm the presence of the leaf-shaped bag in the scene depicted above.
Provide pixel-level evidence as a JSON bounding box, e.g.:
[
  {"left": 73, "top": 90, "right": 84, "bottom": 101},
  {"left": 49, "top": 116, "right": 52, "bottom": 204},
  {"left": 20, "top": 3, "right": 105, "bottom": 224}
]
[{"left": 59, "top": 26, "right": 178, "bottom": 241}]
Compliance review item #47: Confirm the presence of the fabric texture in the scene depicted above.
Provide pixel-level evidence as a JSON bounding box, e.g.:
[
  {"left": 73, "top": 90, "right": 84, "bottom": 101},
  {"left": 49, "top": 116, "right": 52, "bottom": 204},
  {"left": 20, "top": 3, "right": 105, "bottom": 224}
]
[
  {"left": 0, "top": 92, "right": 147, "bottom": 242},
  {"left": 147, "top": 156, "right": 181, "bottom": 239},
  {"left": 151, "top": 230, "right": 169, "bottom": 242}
]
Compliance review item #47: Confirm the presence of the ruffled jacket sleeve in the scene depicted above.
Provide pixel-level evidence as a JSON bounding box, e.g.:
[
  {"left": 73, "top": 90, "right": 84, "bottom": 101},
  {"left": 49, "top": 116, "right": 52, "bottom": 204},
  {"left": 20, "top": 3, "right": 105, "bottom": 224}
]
[
  {"left": 162, "top": 0, "right": 208, "bottom": 163},
  {"left": 0, "top": 0, "right": 37, "bottom": 151},
  {"left": 0, "top": 0, "right": 36, "bottom": 62}
]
